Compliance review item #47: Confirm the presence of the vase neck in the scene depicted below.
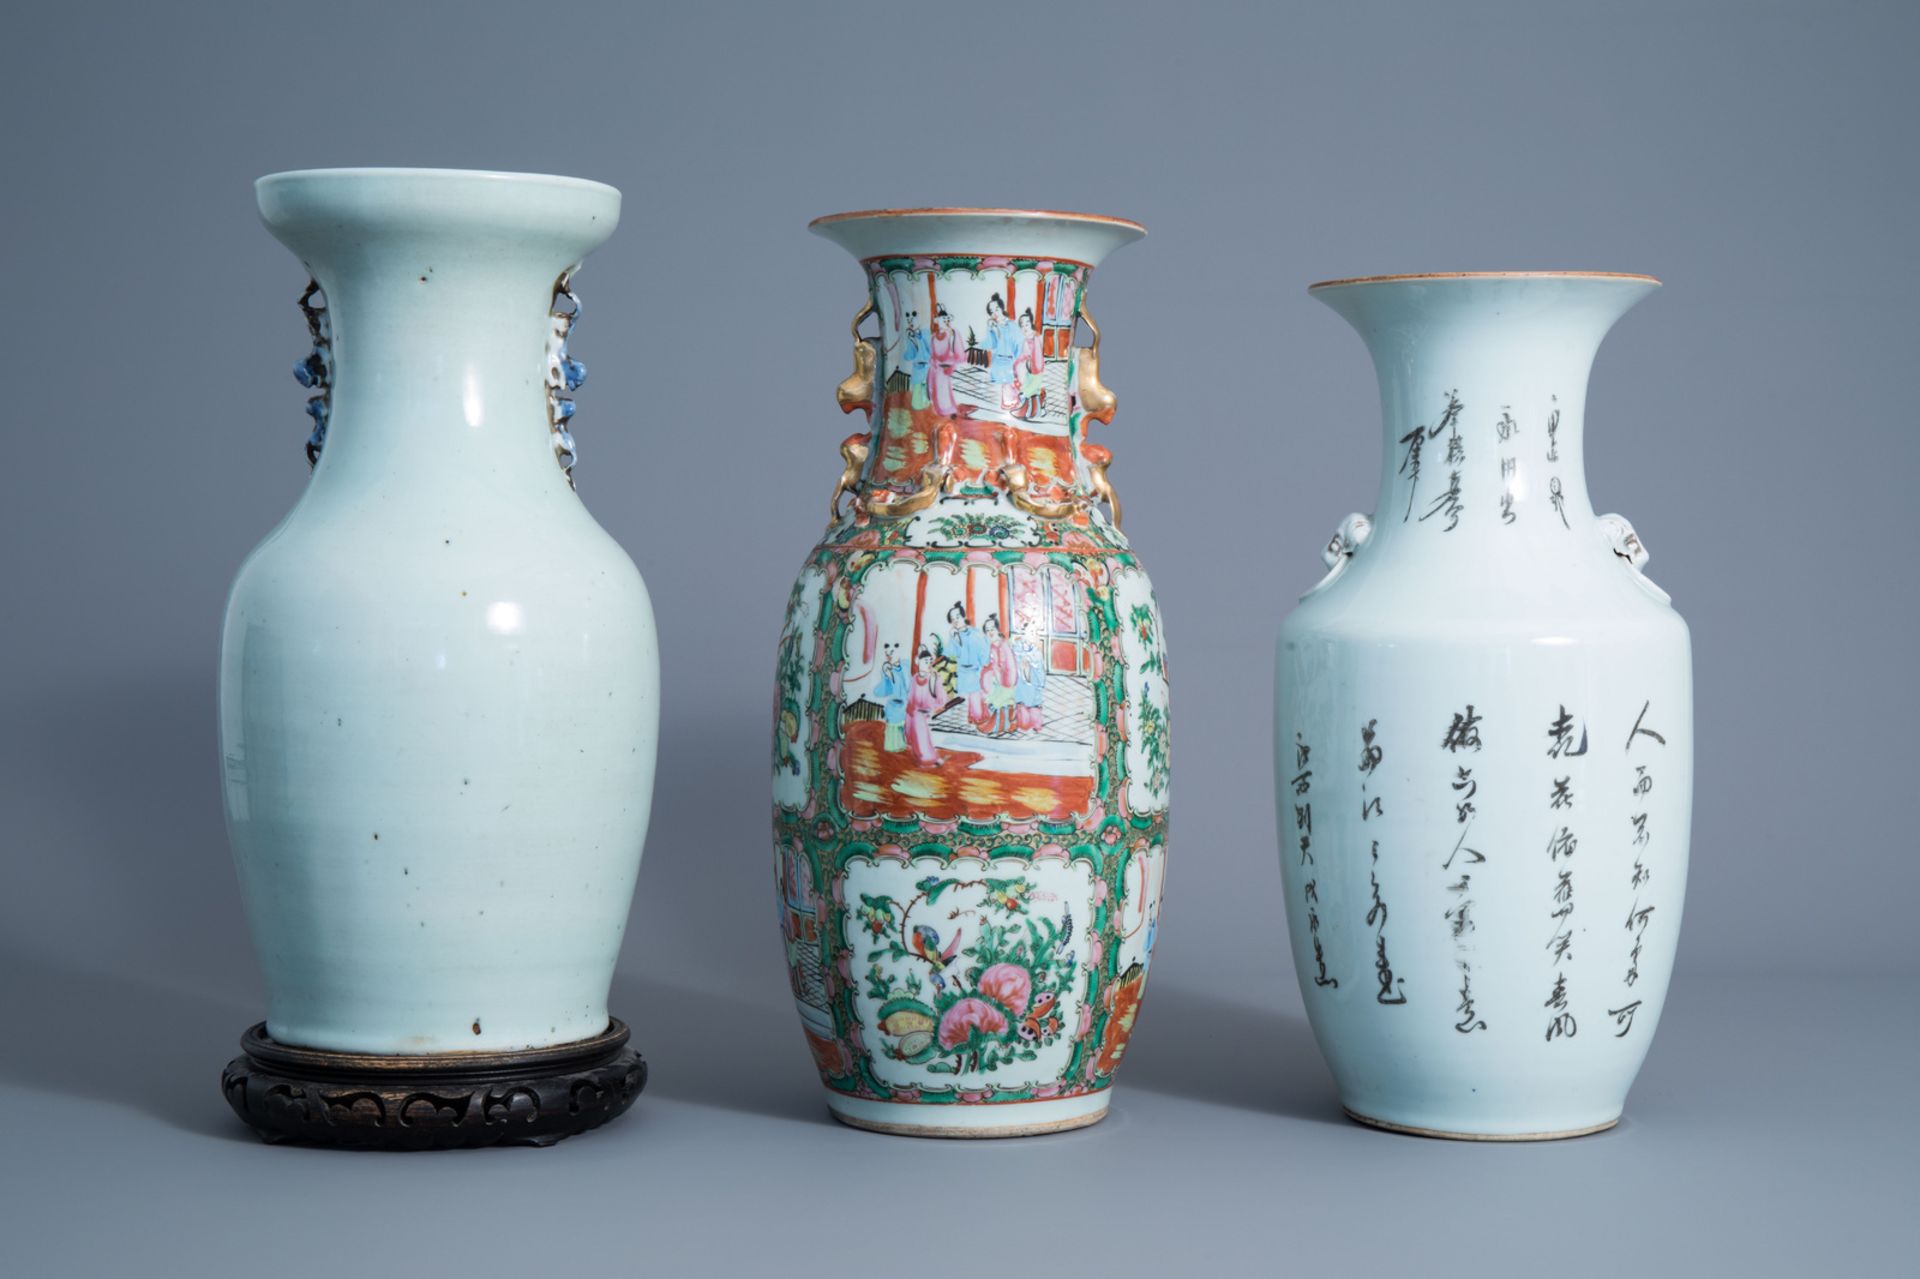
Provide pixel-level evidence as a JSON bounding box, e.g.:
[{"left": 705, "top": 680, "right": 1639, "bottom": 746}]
[
  {"left": 302, "top": 258, "right": 575, "bottom": 492},
  {"left": 1365, "top": 351, "right": 1597, "bottom": 557},
  {"left": 255, "top": 170, "right": 618, "bottom": 496},
  {"left": 866, "top": 253, "right": 1100, "bottom": 498},
  {"left": 1315, "top": 275, "right": 1658, "bottom": 563},
  {"left": 807, "top": 213, "right": 1143, "bottom": 538}
]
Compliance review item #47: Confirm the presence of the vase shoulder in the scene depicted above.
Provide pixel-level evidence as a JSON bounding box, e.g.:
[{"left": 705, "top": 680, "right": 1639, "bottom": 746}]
[
  {"left": 815, "top": 497, "right": 1132, "bottom": 558},
  {"left": 230, "top": 490, "right": 652, "bottom": 629},
  {"left": 1286, "top": 544, "right": 1687, "bottom": 639}
]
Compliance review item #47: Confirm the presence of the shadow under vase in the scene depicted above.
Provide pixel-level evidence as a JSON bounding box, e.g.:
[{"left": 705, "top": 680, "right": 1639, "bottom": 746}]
[
  {"left": 609, "top": 971, "right": 836, "bottom": 1127},
  {"left": 1114, "top": 982, "right": 1348, "bottom": 1127}
]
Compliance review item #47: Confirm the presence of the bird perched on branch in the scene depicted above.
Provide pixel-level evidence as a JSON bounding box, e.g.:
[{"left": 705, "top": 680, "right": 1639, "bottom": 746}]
[{"left": 911, "top": 924, "right": 961, "bottom": 969}]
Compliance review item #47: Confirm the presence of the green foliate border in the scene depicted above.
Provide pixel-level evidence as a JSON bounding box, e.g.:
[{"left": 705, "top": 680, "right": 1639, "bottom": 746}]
[{"left": 773, "top": 540, "right": 1169, "bottom": 1104}]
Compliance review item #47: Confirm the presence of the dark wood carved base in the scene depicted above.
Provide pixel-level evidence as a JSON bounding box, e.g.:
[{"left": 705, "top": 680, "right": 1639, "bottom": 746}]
[{"left": 221, "top": 1018, "right": 645, "bottom": 1150}]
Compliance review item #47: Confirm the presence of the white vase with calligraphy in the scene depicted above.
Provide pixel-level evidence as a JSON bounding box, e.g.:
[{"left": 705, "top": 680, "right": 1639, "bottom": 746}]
[{"left": 1274, "top": 272, "right": 1692, "bottom": 1139}]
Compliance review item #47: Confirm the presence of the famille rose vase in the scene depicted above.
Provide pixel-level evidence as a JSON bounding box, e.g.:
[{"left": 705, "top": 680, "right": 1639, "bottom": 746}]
[
  {"left": 222, "top": 172, "right": 657, "bottom": 1080},
  {"left": 772, "top": 209, "right": 1169, "bottom": 1137},
  {"left": 1275, "top": 272, "right": 1692, "bottom": 1139}
]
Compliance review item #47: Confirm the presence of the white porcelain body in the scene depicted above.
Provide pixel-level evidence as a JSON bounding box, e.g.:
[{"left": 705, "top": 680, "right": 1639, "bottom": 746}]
[
  {"left": 221, "top": 169, "right": 658, "bottom": 1055},
  {"left": 1275, "top": 275, "right": 1692, "bottom": 1137}
]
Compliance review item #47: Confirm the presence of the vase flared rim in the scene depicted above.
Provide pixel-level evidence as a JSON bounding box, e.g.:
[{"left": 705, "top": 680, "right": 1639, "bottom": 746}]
[
  {"left": 810, "top": 207, "right": 1146, "bottom": 234},
  {"left": 256, "top": 167, "right": 619, "bottom": 198},
  {"left": 1310, "top": 271, "right": 1660, "bottom": 291}
]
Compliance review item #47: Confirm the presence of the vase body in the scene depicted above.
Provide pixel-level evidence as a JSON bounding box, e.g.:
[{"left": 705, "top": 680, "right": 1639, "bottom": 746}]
[
  {"left": 1275, "top": 273, "right": 1692, "bottom": 1138},
  {"left": 773, "top": 210, "right": 1168, "bottom": 1136},
  {"left": 222, "top": 169, "right": 658, "bottom": 1055}
]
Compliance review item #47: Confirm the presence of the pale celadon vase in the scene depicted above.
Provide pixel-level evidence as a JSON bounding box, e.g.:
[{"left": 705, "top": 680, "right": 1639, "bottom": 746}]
[
  {"left": 1275, "top": 272, "right": 1692, "bottom": 1139},
  {"left": 221, "top": 169, "right": 658, "bottom": 1056}
]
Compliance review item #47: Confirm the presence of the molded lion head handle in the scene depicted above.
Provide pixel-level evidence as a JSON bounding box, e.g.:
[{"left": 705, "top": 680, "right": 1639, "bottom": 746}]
[
  {"left": 1300, "top": 512, "right": 1373, "bottom": 600},
  {"left": 1598, "top": 512, "right": 1671, "bottom": 604}
]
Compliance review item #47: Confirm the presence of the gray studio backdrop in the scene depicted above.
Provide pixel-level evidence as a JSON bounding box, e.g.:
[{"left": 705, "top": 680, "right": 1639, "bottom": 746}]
[{"left": 0, "top": 0, "right": 1914, "bottom": 1257}]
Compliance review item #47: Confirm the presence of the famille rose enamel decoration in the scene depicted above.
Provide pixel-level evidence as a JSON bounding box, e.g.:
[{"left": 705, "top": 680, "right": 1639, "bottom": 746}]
[{"left": 771, "top": 210, "right": 1168, "bottom": 1137}]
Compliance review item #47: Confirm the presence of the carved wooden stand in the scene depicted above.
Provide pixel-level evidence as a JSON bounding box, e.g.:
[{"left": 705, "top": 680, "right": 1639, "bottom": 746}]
[{"left": 221, "top": 1018, "right": 644, "bottom": 1150}]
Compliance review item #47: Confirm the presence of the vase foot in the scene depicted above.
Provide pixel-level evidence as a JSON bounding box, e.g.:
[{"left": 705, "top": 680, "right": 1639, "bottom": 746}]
[
  {"left": 826, "top": 1091, "right": 1110, "bottom": 1138},
  {"left": 1343, "top": 1106, "right": 1619, "bottom": 1142},
  {"left": 220, "top": 1018, "right": 645, "bottom": 1150}
]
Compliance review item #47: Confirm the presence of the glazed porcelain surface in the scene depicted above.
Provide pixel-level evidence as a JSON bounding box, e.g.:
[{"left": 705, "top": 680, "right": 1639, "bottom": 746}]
[
  {"left": 1275, "top": 273, "right": 1692, "bottom": 1138},
  {"left": 772, "top": 210, "right": 1168, "bottom": 1136},
  {"left": 221, "top": 169, "right": 658, "bottom": 1054}
]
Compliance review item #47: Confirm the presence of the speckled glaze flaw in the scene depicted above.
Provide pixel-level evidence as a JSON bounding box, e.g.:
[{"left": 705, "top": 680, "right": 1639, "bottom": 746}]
[
  {"left": 221, "top": 169, "right": 657, "bottom": 1057},
  {"left": 1276, "top": 273, "right": 1692, "bottom": 1139},
  {"left": 773, "top": 210, "right": 1167, "bottom": 1137}
]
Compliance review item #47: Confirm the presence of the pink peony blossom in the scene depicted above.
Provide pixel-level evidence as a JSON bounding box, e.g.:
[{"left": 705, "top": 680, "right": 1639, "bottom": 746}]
[
  {"left": 937, "top": 998, "right": 1009, "bottom": 1049},
  {"left": 976, "top": 964, "right": 1033, "bottom": 1017}
]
